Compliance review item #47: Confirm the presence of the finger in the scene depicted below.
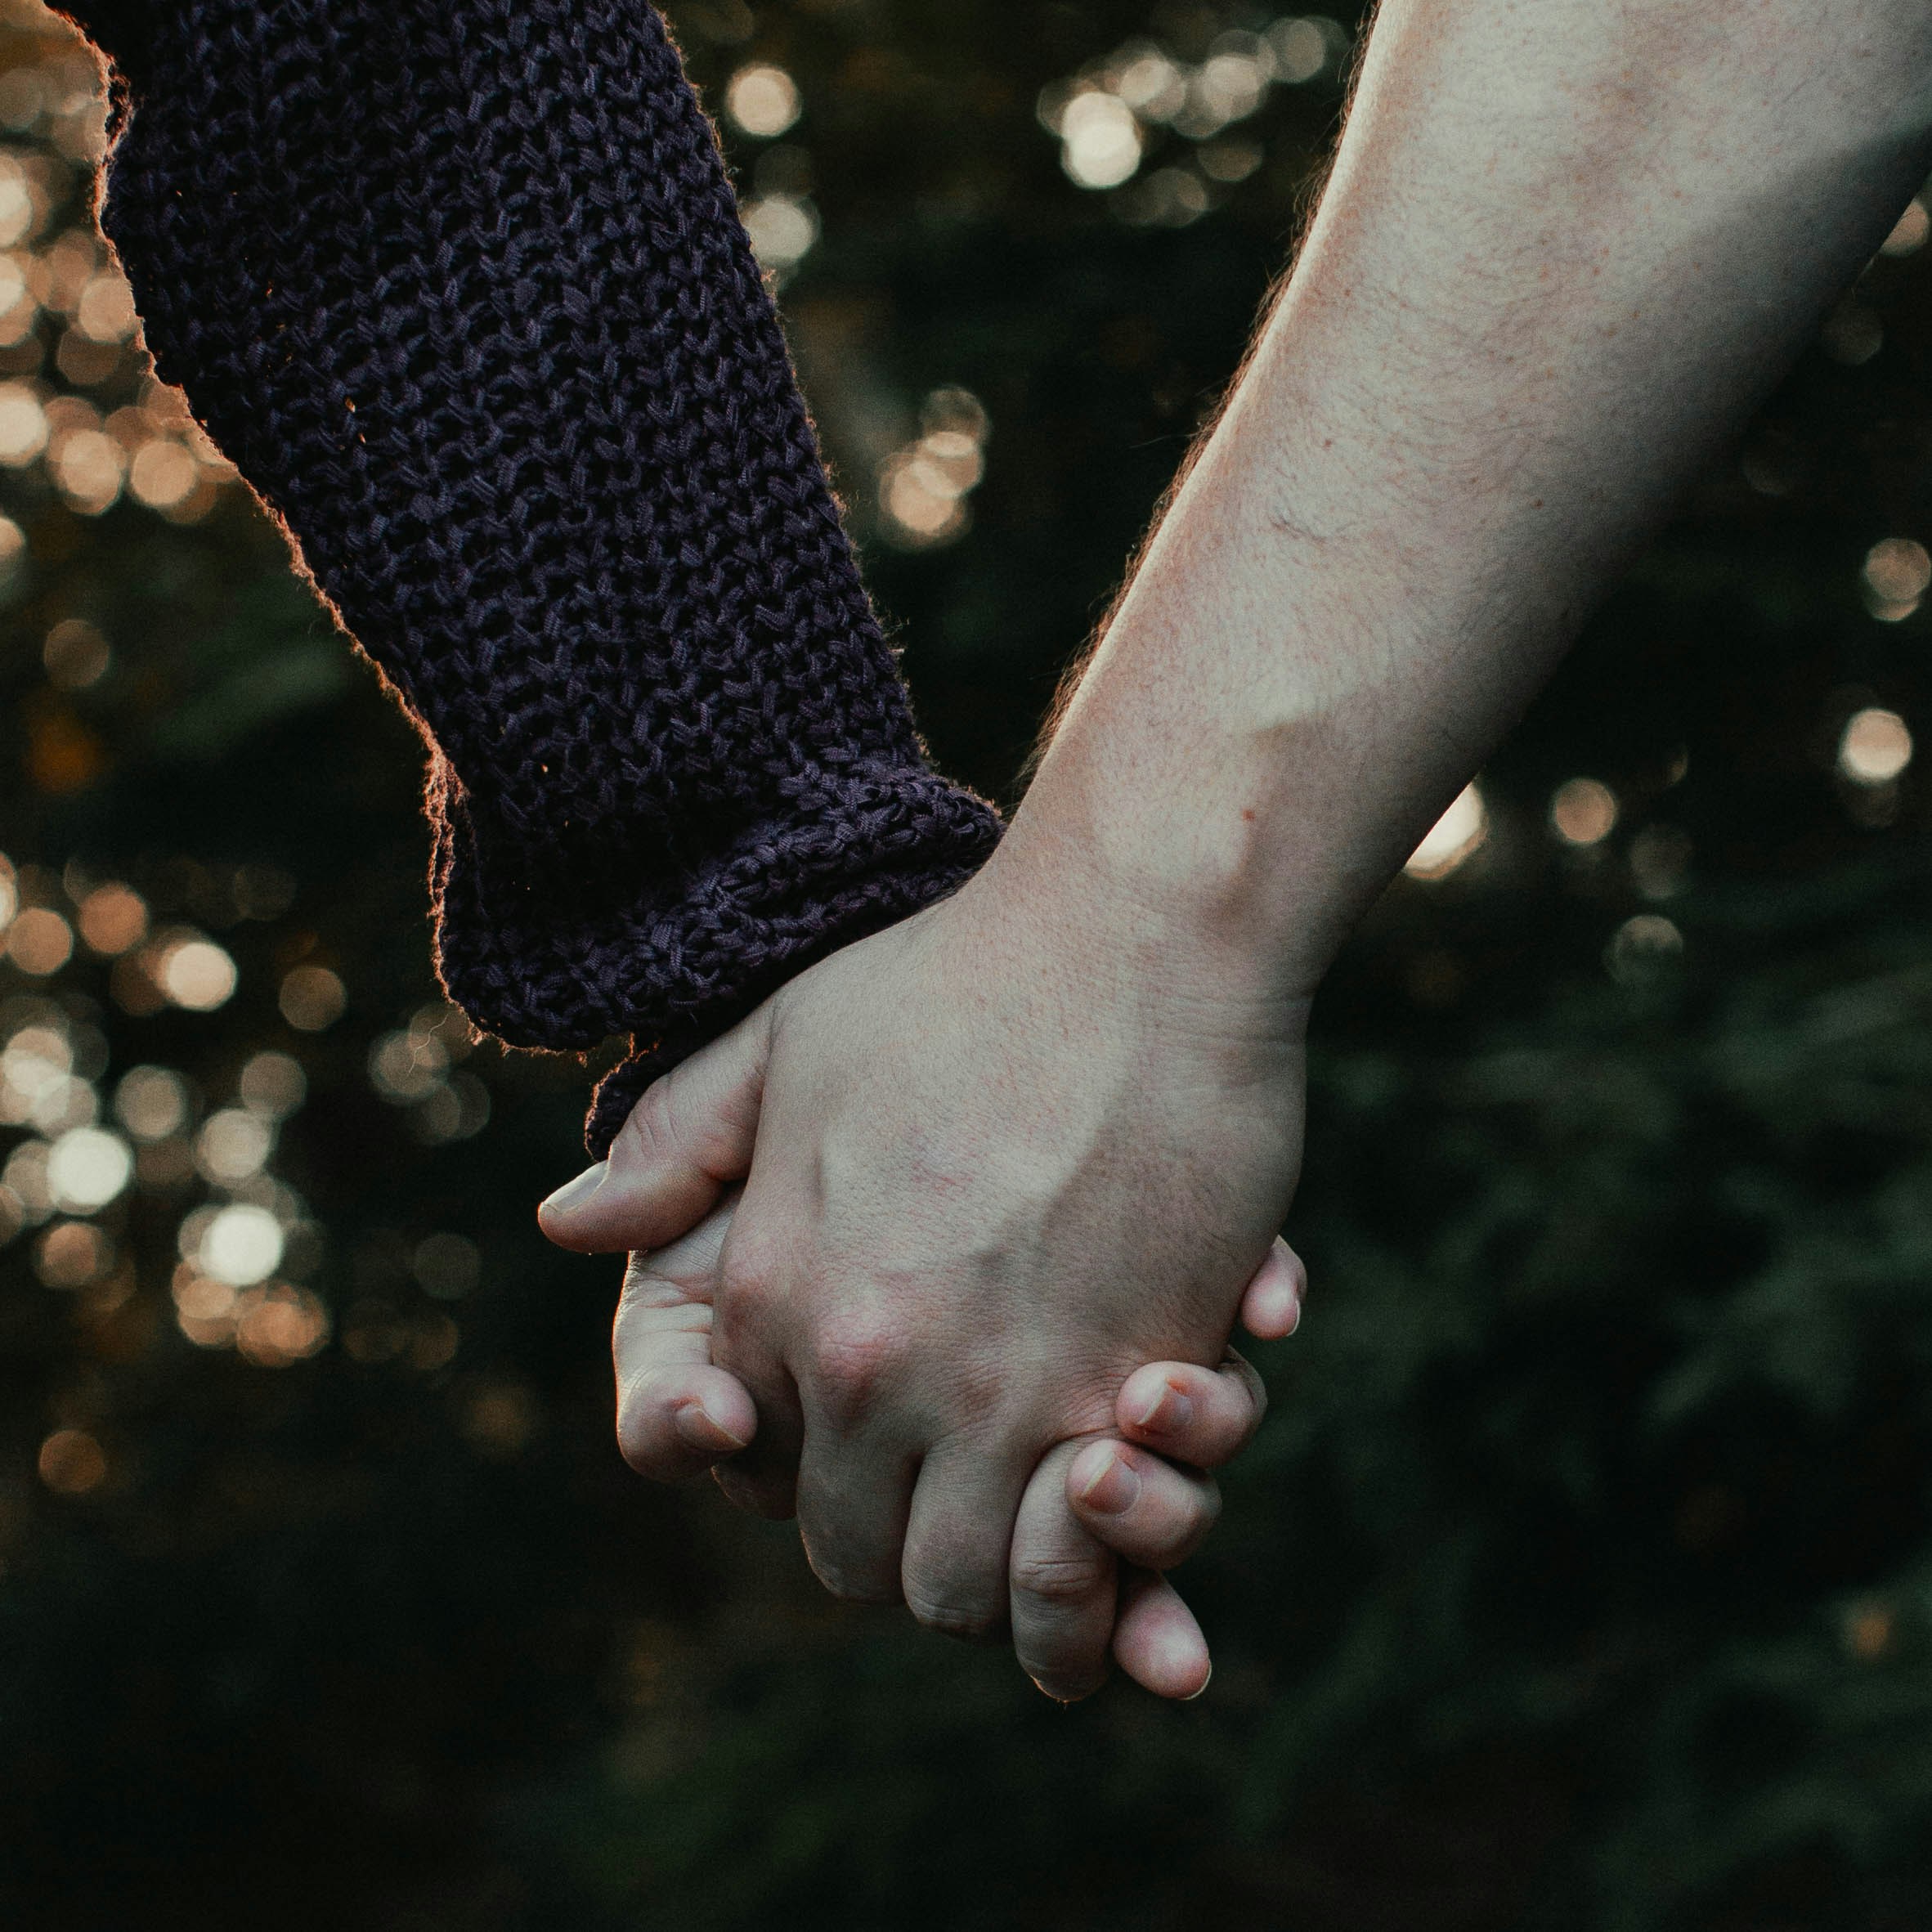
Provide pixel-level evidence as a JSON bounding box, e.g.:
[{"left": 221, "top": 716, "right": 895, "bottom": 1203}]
[
  {"left": 902, "top": 1440, "right": 1032, "bottom": 1642},
  {"left": 617, "top": 1360, "right": 757, "bottom": 1481},
  {"left": 611, "top": 1206, "right": 760, "bottom": 1482},
  {"left": 1115, "top": 1348, "right": 1268, "bottom": 1469},
  {"left": 1065, "top": 1439, "right": 1222, "bottom": 1569},
  {"left": 1009, "top": 1440, "right": 1118, "bottom": 1701},
  {"left": 713, "top": 1468, "right": 798, "bottom": 1519},
  {"left": 707, "top": 1355, "right": 802, "bottom": 1521},
  {"left": 692, "top": 1203, "right": 805, "bottom": 1520},
  {"left": 538, "top": 1004, "right": 774, "bottom": 1253},
  {"left": 1112, "top": 1569, "right": 1213, "bottom": 1701},
  {"left": 1239, "top": 1236, "right": 1307, "bottom": 1341},
  {"left": 709, "top": 1308, "right": 805, "bottom": 1522},
  {"left": 795, "top": 1436, "right": 920, "bottom": 1606}
]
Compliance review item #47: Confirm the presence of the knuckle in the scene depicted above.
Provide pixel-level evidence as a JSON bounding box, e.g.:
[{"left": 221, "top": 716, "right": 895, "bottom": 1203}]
[
  {"left": 614, "top": 1369, "right": 685, "bottom": 1443},
  {"left": 1010, "top": 1548, "right": 1107, "bottom": 1610},
  {"left": 714, "top": 1236, "right": 779, "bottom": 1325},
  {"left": 616, "top": 1401, "right": 732, "bottom": 1486},
  {"left": 808, "top": 1310, "right": 905, "bottom": 1428},
  {"left": 1163, "top": 1486, "right": 1222, "bottom": 1556},
  {"left": 615, "top": 1076, "right": 681, "bottom": 1169},
  {"left": 903, "top": 1588, "right": 1003, "bottom": 1641},
  {"left": 809, "top": 1562, "right": 901, "bottom": 1608}
]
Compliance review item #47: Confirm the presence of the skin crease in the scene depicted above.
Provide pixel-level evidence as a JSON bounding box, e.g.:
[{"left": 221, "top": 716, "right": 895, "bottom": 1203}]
[
  {"left": 600, "top": 1176, "right": 1299, "bottom": 1698},
  {"left": 557, "top": 922, "right": 1306, "bottom": 1701},
  {"left": 545, "top": 0, "right": 1932, "bottom": 1701}
]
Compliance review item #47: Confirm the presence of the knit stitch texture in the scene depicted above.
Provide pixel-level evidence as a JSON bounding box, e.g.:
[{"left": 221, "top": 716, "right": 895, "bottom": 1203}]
[{"left": 58, "top": 0, "right": 1003, "bottom": 1154}]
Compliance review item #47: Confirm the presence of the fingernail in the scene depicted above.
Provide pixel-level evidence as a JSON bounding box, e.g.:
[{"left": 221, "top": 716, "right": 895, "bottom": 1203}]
[
  {"left": 1077, "top": 1449, "right": 1141, "bottom": 1516},
  {"left": 1181, "top": 1661, "right": 1213, "bottom": 1702},
  {"left": 541, "top": 1162, "right": 608, "bottom": 1217},
  {"left": 1129, "top": 1378, "right": 1192, "bottom": 1434},
  {"left": 674, "top": 1399, "right": 747, "bottom": 1454}
]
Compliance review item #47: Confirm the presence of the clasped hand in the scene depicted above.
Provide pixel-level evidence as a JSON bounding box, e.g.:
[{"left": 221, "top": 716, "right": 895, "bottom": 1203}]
[{"left": 541, "top": 853, "right": 1308, "bottom": 1700}]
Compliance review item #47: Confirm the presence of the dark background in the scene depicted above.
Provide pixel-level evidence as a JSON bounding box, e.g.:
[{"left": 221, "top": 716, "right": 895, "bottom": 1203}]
[{"left": 2, "top": 1, "right": 1930, "bottom": 1925}]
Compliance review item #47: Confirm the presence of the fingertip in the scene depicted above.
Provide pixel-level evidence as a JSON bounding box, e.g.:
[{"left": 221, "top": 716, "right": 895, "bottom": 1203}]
[
  {"left": 1011, "top": 1441, "right": 1118, "bottom": 1702},
  {"left": 1125, "top": 1631, "right": 1211, "bottom": 1702},
  {"left": 1239, "top": 1240, "right": 1305, "bottom": 1341},
  {"left": 1068, "top": 1439, "right": 1142, "bottom": 1517},
  {"left": 618, "top": 1368, "right": 756, "bottom": 1481},
  {"left": 1117, "top": 1360, "right": 1257, "bottom": 1472},
  {"left": 1028, "top": 1665, "right": 1109, "bottom": 1705},
  {"left": 1243, "top": 1293, "right": 1300, "bottom": 1342},
  {"left": 1113, "top": 1572, "right": 1212, "bottom": 1701},
  {"left": 537, "top": 1161, "right": 612, "bottom": 1249},
  {"left": 1118, "top": 1365, "right": 1193, "bottom": 1439},
  {"left": 672, "top": 1387, "right": 754, "bottom": 1455}
]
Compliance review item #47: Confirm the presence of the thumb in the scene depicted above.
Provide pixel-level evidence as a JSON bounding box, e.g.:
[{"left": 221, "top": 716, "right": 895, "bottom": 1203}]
[
  {"left": 1238, "top": 1236, "right": 1306, "bottom": 1341},
  {"left": 539, "top": 1003, "right": 773, "bottom": 1253}
]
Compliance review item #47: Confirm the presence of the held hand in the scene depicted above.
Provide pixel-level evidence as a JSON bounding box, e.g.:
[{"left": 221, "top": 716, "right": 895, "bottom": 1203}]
[
  {"left": 600, "top": 1197, "right": 1303, "bottom": 1697},
  {"left": 605, "top": 1218, "right": 1301, "bottom": 1486},
  {"left": 544, "top": 851, "right": 1307, "bottom": 1685}
]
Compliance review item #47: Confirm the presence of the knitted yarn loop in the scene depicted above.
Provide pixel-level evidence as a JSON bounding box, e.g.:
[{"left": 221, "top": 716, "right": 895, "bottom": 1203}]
[{"left": 59, "top": 0, "right": 1002, "bottom": 1154}]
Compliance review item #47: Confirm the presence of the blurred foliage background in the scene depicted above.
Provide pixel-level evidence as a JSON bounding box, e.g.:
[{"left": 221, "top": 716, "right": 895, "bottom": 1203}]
[{"left": 0, "top": 0, "right": 1930, "bottom": 1925}]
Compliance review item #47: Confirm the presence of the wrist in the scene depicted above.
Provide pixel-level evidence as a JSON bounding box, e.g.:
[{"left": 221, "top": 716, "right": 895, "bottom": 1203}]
[{"left": 978, "top": 742, "right": 1328, "bottom": 1024}]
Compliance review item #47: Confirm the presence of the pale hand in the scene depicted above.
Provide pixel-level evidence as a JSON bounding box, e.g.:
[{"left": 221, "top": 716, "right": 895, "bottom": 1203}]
[{"left": 543, "top": 850, "right": 1307, "bottom": 1698}]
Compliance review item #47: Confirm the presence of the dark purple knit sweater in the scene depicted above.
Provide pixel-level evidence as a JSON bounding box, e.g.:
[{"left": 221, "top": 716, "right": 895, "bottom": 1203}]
[{"left": 56, "top": 0, "right": 1002, "bottom": 1154}]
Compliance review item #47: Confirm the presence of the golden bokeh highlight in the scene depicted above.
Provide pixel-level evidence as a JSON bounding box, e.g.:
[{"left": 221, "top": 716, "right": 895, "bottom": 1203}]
[
  {"left": 1880, "top": 200, "right": 1929, "bottom": 258},
  {"left": 114, "top": 1064, "right": 187, "bottom": 1141},
  {"left": 42, "top": 616, "right": 109, "bottom": 688},
  {"left": 724, "top": 62, "right": 801, "bottom": 138},
  {"left": 155, "top": 935, "right": 237, "bottom": 1011},
  {"left": 741, "top": 191, "right": 818, "bottom": 276},
  {"left": 877, "top": 387, "right": 989, "bottom": 550},
  {"left": 279, "top": 964, "right": 346, "bottom": 1032},
  {"left": 75, "top": 881, "right": 146, "bottom": 953},
  {"left": 1839, "top": 706, "right": 1914, "bottom": 786},
  {"left": 32, "top": 1217, "right": 112, "bottom": 1288},
  {"left": 1607, "top": 914, "right": 1684, "bottom": 984},
  {"left": 7, "top": 905, "right": 71, "bottom": 974},
  {"left": 1863, "top": 537, "right": 1930, "bottom": 621},
  {"left": 1550, "top": 778, "right": 1618, "bottom": 846},
  {"left": 1405, "top": 782, "right": 1488, "bottom": 881},
  {"left": 46, "top": 1123, "right": 132, "bottom": 1212},
  {"left": 37, "top": 1427, "right": 105, "bottom": 1495},
  {"left": 234, "top": 1282, "right": 330, "bottom": 1367}
]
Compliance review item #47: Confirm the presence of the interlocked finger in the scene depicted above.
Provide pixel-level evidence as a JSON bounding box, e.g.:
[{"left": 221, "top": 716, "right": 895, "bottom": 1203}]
[
  {"left": 706, "top": 1213, "right": 809, "bottom": 1520},
  {"left": 611, "top": 1204, "right": 758, "bottom": 1483},
  {"left": 1238, "top": 1235, "right": 1307, "bottom": 1340},
  {"left": 1114, "top": 1348, "right": 1268, "bottom": 1470},
  {"left": 796, "top": 1432, "right": 921, "bottom": 1605},
  {"left": 1009, "top": 1438, "right": 1118, "bottom": 1701},
  {"left": 901, "top": 1441, "right": 1033, "bottom": 1641},
  {"left": 1064, "top": 1439, "right": 1222, "bottom": 1569},
  {"left": 707, "top": 1373, "right": 804, "bottom": 1521},
  {"left": 1112, "top": 1569, "right": 1213, "bottom": 1700}
]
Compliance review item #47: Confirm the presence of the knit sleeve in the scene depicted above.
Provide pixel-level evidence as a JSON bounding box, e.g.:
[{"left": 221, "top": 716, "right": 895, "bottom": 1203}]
[{"left": 54, "top": 0, "right": 1003, "bottom": 1155}]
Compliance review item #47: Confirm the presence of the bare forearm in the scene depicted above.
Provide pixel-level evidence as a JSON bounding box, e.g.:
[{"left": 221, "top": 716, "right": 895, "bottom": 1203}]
[{"left": 1003, "top": 0, "right": 1932, "bottom": 997}]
